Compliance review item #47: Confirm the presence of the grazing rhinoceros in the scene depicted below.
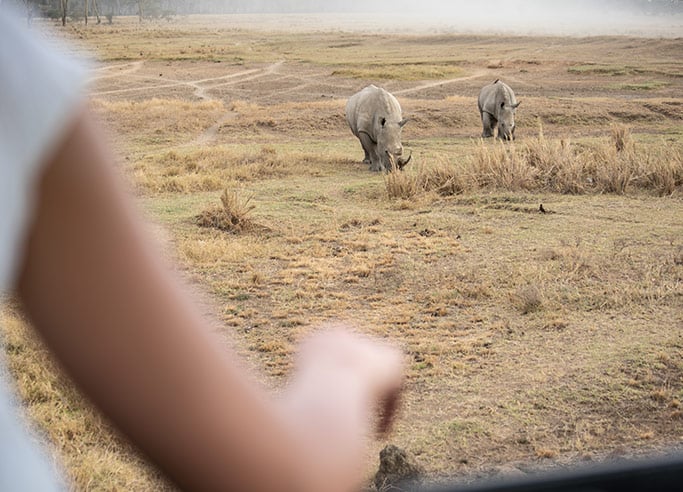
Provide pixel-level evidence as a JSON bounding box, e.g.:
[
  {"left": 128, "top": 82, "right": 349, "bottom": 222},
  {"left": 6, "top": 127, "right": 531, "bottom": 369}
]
[
  {"left": 477, "top": 79, "right": 520, "bottom": 141},
  {"left": 345, "top": 85, "right": 411, "bottom": 171}
]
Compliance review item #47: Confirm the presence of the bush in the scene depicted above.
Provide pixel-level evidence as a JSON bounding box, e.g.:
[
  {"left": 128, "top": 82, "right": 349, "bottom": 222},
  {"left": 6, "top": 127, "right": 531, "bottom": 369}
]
[{"left": 195, "top": 188, "right": 255, "bottom": 233}]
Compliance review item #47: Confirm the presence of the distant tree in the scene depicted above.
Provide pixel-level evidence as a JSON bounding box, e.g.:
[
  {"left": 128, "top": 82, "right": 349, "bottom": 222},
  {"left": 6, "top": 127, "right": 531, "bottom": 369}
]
[
  {"left": 91, "top": 0, "right": 100, "bottom": 23},
  {"left": 60, "top": 0, "right": 67, "bottom": 25}
]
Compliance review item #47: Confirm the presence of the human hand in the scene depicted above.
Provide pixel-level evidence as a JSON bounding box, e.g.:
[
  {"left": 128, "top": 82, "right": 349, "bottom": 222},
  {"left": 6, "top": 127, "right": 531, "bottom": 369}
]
[{"left": 281, "top": 324, "right": 404, "bottom": 491}]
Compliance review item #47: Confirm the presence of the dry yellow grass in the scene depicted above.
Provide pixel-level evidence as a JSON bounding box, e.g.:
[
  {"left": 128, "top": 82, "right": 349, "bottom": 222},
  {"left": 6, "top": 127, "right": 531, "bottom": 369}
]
[
  {"left": 0, "top": 307, "right": 175, "bottom": 491},
  {"left": 2, "top": 15, "right": 682, "bottom": 490},
  {"left": 195, "top": 187, "right": 257, "bottom": 233},
  {"left": 386, "top": 126, "right": 682, "bottom": 199}
]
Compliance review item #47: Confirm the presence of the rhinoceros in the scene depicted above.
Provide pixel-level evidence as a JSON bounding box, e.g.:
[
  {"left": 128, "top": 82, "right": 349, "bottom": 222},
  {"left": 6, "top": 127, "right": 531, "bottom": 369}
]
[
  {"left": 477, "top": 79, "right": 520, "bottom": 141},
  {"left": 345, "top": 85, "right": 411, "bottom": 171}
]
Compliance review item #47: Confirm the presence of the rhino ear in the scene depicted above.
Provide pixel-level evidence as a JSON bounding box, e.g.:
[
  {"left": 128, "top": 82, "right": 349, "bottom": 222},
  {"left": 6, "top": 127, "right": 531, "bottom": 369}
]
[{"left": 399, "top": 118, "right": 409, "bottom": 127}]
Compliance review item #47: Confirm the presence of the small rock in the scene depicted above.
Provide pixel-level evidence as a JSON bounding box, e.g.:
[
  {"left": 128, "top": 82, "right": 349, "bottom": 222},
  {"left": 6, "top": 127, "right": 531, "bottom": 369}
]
[{"left": 374, "top": 444, "right": 423, "bottom": 491}]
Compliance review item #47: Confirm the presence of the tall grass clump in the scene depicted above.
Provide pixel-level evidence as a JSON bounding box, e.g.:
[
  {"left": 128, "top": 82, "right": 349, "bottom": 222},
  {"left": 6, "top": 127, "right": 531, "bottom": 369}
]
[
  {"left": 420, "top": 157, "right": 469, "bottom": 196},
  {"left": 195, "top": 187, "right": 256, "bottom": 232},
  {"left": 591, "top": 124, "right": 682, "bottom": 195},
  {"left": 590, "top": 124, "right": 637, "bottom": 194},
  {"left": 384, "top": 166, "right": 421, "bottom": 199},
  {"left": 384, "top": 158, "right": 469, "bottom": 199},
  {"left": 470, "top": 139, "right": 537, "bottom": 191},
  {"left": 385, "top": 126, "right": 682, "bottom": 198},
  {"left": 639, "top": 145, "right": 683, "bottom": 196},
  {"left": 523, "top": 126, "right": 586, "bottom": 194}
]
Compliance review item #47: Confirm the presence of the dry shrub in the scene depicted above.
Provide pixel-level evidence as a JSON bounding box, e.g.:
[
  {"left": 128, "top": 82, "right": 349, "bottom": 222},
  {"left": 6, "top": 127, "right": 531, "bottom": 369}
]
[
  {"left": 591, "top": 143, "right": 635, "bottom": 194},
  {"left": 196, "top": 188, "right": 256, "bottom": 233},
  {"left": 511, "top": 284, "right": 544, "bottom": 314},
  {"left": 470, "top": 140, "right": 537, "bottom": 191},
  {"left": 419, "top": 157, "right": 469, "bottom": 196},
  {"left": 632, "top": 145, "right": 683, "bottom": 196},
  {"left": 389, "top": 128, "right": 682, "bottom": 199},
  {"left": 384, "top": 158, "right": 469, "bottom": 199},
  {"left": 590, "top": 128, "right": 682, "bottom": 196},
  {"left": 523, "top": 127, "right": 586, "bottom": 194},
  {"left": 611, "top": 123, "right": 633, "bottom": 153},
  {"left": 384, "top": 168, "right": 420, "bottom": 199}
]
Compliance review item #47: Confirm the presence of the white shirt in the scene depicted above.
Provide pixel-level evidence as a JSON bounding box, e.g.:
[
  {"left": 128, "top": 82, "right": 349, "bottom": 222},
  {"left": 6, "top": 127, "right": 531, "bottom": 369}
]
[{"left": 1, "top": 11, "right": 87, "bottom": 490}]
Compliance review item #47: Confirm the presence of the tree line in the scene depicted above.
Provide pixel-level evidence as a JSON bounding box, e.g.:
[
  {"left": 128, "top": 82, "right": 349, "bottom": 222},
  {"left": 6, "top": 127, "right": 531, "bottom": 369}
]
[
  {"left": 3, "top": 0, "right": 187, "bottom": 25},
  {"left": 2, "top": 0, "right": 681, "bottom": 26}
]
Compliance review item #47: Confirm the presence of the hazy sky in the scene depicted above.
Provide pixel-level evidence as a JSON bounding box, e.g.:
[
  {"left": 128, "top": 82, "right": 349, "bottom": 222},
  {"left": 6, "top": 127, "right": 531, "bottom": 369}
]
[
  {"left": 210, "top": 0, "right": 682, "bottom": 36},
  {"left": 347, "top": 0, "right": 682, "bottom": 32}
]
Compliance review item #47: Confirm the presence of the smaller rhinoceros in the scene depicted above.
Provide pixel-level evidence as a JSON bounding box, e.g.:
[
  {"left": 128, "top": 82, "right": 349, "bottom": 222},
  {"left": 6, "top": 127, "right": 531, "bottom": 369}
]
[
  {"left": 346, "top": 85, "right": 411, "bottom": 172},
  {"left": 478, "top": 79, "right": 520, "bottom": 141}
]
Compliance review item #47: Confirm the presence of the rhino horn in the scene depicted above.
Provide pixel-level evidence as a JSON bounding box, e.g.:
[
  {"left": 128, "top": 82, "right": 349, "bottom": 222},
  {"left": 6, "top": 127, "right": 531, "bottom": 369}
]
[
  {"left": 399, "top": 118, "right": 409, "bottom": 128},
  {"left": 397, "top": 151, "right": 412, "bottom": 170}
]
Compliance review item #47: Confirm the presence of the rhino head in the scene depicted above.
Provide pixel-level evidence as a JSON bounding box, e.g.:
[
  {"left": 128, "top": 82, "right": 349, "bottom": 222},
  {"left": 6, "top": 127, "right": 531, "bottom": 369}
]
[
  {"left": 377, "top": 116, "right": 411, "bottom": 171},
  {"left": 498, "top": 101, "right": 520, "bottom": 141}
]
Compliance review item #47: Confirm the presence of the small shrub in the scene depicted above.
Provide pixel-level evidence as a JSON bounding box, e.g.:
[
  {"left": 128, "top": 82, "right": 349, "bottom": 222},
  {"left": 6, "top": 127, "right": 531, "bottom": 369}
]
[
  {"left": 195, "top": 188, "right": 255, "bottom": 233},
  {"left": 385, "top": 167, "right": 420, "bottom": 199},
  {"left": 512, "top": 284, "right": 544, "bottom": 314}
]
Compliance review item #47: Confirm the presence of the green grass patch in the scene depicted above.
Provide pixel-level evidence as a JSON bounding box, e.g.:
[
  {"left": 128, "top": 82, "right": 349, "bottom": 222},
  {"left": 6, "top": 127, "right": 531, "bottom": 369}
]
[
  {"left": 332, "top": 63, "right": 464, "bottom": 81},
  {"left": 568, "top": 64, "right": 644, "bottom": 76},
  {"left": 611, "top": 81, "right": 670, "bottom": 91}
]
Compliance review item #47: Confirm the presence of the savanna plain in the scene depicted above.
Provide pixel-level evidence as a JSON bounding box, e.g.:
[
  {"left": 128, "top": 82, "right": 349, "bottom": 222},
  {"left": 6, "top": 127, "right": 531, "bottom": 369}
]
[{"left": 2, "top": 14, "right": 682, "bottom": 490}]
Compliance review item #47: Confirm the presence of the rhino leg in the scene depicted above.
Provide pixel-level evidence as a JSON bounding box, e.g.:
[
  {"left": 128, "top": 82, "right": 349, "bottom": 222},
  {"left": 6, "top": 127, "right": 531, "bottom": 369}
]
[
  {"left": 369, "top": 151, "right": 384, "bottom": 172},
  {"left": 363, "top": 148, "right": 371, "bottom": 164},
  {"left": 359, "top": 133, "right": 382, "bottom": 171},
  {"left": 481, "top": 112, "right": 495, "bottom": 138},
  {"left": 356, "top": 135, "right": 371, "bottom": 163},
  {"left": 369, "top": 153, "right": 383, "bottom": 172}
]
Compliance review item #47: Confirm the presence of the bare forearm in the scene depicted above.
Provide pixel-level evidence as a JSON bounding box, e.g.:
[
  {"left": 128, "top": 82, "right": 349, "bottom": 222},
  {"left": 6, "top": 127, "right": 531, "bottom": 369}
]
[
  {"left": 17, "top": 109, "right": 402, "bottom": 491},
  {"left": 16, "top": 110, "right": 322, "bottom": 491}
]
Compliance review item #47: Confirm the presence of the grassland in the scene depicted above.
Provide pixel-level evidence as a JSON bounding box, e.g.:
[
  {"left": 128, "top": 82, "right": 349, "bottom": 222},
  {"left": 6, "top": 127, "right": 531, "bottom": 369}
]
[{"left": 2, "top": 14, "right": 682, "bottom": 490}]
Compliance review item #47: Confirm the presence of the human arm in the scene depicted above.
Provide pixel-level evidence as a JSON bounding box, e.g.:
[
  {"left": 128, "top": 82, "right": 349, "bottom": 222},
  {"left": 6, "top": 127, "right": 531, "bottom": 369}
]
[{"left": 16, "top": 106, "right": 403, "bottom": 491}]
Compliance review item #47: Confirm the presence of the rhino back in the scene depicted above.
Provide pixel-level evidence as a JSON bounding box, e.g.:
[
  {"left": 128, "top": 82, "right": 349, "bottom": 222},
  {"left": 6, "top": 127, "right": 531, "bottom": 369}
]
[
  {"left": 478, "top": 80, "right": 516, "bottom": 118},
  {"left": 346, "top": 85, "right": 402, "bottom": 139}
]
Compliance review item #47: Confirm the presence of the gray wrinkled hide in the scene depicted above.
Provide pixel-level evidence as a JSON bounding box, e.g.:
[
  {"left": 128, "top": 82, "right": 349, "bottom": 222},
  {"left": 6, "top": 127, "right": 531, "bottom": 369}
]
[
  {"left": 478, "top": 79, "right": 520, "bottom": 140},
  {"left": 345, "top": 85, "right": 409, "bottom": 172}
]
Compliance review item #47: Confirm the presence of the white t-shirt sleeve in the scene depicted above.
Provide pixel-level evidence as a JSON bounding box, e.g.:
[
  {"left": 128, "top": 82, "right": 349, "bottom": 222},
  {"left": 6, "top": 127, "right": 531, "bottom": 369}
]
[
  {"left": 0, "top": 12, "right": 89, "bottom": 491},
  {"left": 0, "top": 12, "right": 88, "bottom": 290}
]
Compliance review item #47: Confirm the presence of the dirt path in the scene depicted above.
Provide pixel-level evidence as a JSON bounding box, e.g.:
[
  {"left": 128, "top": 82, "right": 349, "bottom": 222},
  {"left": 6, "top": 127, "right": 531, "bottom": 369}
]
[
  {"left": 90, "top": 60, "right": 284, "bottom": 99},
  {"left": 393, "top": 69, "right": 491, "bottom": 96},
  {"left": 88, "top": 61, "right": 144, "bottom": 82}
]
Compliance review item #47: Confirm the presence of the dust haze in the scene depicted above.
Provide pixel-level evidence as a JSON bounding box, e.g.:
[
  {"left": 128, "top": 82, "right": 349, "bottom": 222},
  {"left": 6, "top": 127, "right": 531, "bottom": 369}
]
[
  {"left": 209, "top": 0, "right": 683, "bottom": 37},
  {"left": 368, "top": 0, "right": 682, "bottom": 36}
]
